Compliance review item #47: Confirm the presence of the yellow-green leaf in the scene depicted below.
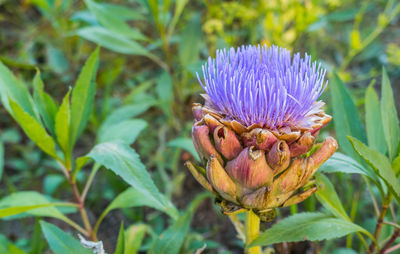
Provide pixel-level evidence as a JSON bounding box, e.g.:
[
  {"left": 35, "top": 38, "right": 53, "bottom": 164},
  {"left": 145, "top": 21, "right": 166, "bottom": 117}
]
[
  {"left": 9, "top": 99, "right": 58, "bottom": 158},
  {"left": 55, "top": 90, "right": 71, "bottom": 153}
]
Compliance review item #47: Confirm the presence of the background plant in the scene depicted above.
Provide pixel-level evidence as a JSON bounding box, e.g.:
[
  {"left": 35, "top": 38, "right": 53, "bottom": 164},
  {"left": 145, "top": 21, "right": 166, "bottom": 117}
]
[{"left": 0, "top": 0, "right": 399, "bottom": 253}]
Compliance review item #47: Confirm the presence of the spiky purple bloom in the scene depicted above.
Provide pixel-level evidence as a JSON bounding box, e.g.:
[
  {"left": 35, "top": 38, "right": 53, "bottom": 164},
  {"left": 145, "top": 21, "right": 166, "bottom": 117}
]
[{"left": 197, "top": 45, "right": 328, "bottom": 129}]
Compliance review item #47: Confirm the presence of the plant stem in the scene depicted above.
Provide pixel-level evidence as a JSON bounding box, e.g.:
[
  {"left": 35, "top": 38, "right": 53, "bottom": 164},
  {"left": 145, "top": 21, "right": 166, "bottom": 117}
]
[
  {"left": 369, "top": 195, "right": 392, "bottom": 253},
  {"left": 245, "top": 210, "right": 262, "bottom": 254},
  {"left": 380, "top": 229, "right": 400, "bottom": 253}
]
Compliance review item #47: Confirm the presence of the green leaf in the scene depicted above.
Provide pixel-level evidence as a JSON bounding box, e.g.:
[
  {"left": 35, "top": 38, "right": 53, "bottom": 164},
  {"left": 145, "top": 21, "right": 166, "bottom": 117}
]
[
  {"left": 85, "top": 0, "right": 147, "bottom": 41},
  {"left": 76, "top": 27, "right": 151, "bottom": 56},
  {"left": 70, "top": 47, "right": 99, "bottom": 146},
  {"left": 167, "top": 138, "right": 200, "bottom": 162},
  {"left": 98, "top": 119, "right": 147, "bottom": 145},
  {"left": 0, "top": 234, "right": 27, "bottom": 254},
  {"left": 9, "top": 99, "right": 58, "bottom": 158},
  {"left": 30, "top": 219, "right": 45, "bottom": 254},
  {"left": 330, "top": 73, "right": 366, "bottom": 158},
  {"left": 156, "top": 71, "right": 172, "bottom": 115},
  {"left": 393, "top": 154, "right": 400, "bottom": 175},
  {"left": 250, "top": 213, "right": 368, "bottom": 247},
  {"left": 148, "top": 193, "right": 210, "bottom": 254},
  {"left": 100, "top": 187, "right": 174, "bottom": 222},
  {"left": 100, "top": 102, "right": 153, "bottom": 132},
  {"left": 381, "top": 68, "right": 400, "bottom": 160},
  {"left": 115, "top": 222, "right": 125, "bottom": 254},
  {"left": 40, "top": 221, "right": 92, "bottom": 254},
  {"left": 0, "top": 142, "right": 3, "bottom": 181},
  {"left": 319, "top": 152, "right": 376, "bottom": 180},
  {"left": 87, "top": 142, "right": 178, "bottom": 219},
  {"left": 124, "top": 224, "right": 147, "bottom": 254},
  {"left": 365, "top": 81, "right": 387, "bottom": 154},
  {"left": 348, "top": 136, "right": 400, "bottom": 202},
  {"left": 55, "top": 90, "right": 71, "bottom": 153},
  {"left": 315, "top": 174, "right": 350, "bottom": 220},
  {"left": 0, "top": 61, "right": 38, "bottom": 120},
  {"left": 33, "top": 71, "right": 58, "bottom": 136},
  {"left": 178, "top": 14, "right": 201, "bottom": 66},
  {"left": 0, "top": 191, "right": 73, "bottom": 221}
]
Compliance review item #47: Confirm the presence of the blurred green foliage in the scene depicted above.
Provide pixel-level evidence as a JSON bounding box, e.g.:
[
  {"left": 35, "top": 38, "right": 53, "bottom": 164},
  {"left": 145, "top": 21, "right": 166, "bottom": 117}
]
[{"left": 0, "top": 0, "right": 399, "bottom": 253}]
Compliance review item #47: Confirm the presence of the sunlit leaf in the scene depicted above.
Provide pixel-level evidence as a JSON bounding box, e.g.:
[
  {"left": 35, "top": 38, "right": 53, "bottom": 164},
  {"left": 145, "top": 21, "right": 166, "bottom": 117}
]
[
  {"left": 70, "top": 47, "right": 99, "bottom": 146},
  {"left": 55, "top": 90, "right": 71, "bottom": 153},
  {"left": 33, "top": 71, "right": 58, "bottom": 136},
  {"left": 125, "top": 224, "right": 147, "bottom": 254},
  {"left": 0, "top": 61, "right": 39, "bottom": 120},
  {"left": 9, "top": 99, "right": 58, "bottom": 158},
  {"left": 0, "top": 191, "right": 73, "bottom": 220}
]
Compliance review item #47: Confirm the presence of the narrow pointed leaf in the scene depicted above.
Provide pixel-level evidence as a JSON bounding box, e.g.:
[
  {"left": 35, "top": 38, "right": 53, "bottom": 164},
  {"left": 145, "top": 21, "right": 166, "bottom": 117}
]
[
  {"left": 381, "top": 68, "right": 400, "bottom": 160},
  {"left": 0, "top": 61, "right": 38, "bottom": 120},
  {"left": 125, "top": 224, "right": 147, "bottom": 254},
  {"left": 9, "top": 99, "right": 58, "bottom": 158},
  {"left": 348, "top": 136, "right": 400, "bottom": 202},
  {"left": 76, "top": 27, "right": 151, "bottom": 56},
  {"left": 114, "top": 222, "right": 125, "bottom": 254},
  {"left": 365, "top": 81, "right": 387, "bottom": 154},
  {"left": 315, "top": 174, "right": 350, "bottom": 220},
  {"left": 33, "top": 71, "right": 58, "bottom": 135},
  {"left": 330, "top": 73, "right": 366, "bottom": 158},
  {"left": 55, "top": 90, "right": 71, "bottom": 153},
  {"left": 85, "top": 0, "right": 147, "bottom": 41},
  {"left": 250, "top": 213, "right": 368, "bottom": 247},
  {"left": 70, "top": 48, "right": 99, "bottom": 146}
]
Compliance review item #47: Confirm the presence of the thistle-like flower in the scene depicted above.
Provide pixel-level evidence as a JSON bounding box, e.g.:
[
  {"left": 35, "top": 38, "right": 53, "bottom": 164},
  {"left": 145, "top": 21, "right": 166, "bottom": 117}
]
[{"left": 186, "top": 45, "right": 338, "bottom": 221}]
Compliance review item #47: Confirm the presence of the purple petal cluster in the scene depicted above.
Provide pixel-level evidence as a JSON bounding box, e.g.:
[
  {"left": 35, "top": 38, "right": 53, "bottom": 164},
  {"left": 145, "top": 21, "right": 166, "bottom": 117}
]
[{"left": 197, "top": 45, "right": 328, "bottom": 129}]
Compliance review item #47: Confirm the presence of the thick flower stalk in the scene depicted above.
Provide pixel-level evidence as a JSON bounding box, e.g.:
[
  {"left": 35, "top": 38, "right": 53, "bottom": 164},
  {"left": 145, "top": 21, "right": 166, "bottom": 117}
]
[{"left": 186, "top": 45, "right": 338, "bottom": 221}]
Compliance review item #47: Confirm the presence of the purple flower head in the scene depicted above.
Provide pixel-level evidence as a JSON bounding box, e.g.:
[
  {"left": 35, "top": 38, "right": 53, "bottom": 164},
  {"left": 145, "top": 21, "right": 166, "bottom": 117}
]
[{"left": 197, "top": 45, "right": 328, "bottom": 130}]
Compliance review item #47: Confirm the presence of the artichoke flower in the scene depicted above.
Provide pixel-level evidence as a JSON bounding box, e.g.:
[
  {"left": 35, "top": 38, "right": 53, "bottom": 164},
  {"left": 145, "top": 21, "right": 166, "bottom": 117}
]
[{"left": 186, "top": 45, "right": 338, "bottom": 221}]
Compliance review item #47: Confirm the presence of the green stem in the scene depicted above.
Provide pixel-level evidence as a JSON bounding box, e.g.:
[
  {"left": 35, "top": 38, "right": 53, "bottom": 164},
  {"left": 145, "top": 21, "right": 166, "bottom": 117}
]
[{"left": 245, "top": 210, "right": 262, "bottom": 254}]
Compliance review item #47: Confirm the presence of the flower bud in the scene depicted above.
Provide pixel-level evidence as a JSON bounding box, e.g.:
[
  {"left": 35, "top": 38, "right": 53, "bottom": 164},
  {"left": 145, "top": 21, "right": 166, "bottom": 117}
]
[
  {"left": 192, "top": 124, "right": 223, "bottom": 164},
  {"left": 207, "top": 155, "right": 237, "bottom": 203},
  {"left": 213, "top": 126, "right": 242, "bottom": 160},
  {"left": 226, "top": 147, "right": 273, "bottom": 189},
  {"left": 267, "top": 140, "right": 290, "bottom": 175},
  {"left": 289, "top": 132, "right": 315, "bottom": 158}
]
